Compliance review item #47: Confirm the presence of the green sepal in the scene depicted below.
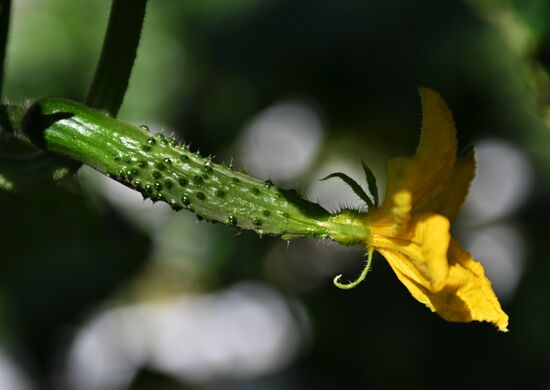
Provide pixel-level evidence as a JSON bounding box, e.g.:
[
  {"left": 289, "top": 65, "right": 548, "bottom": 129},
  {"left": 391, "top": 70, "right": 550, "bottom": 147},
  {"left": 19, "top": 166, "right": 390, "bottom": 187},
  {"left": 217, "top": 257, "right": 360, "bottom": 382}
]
[
  {"left": 320, "top": 171, "right": 374, "bottom": 209},
  {"left": 361, "top": 160, "right": 379, "bottom": 207}
]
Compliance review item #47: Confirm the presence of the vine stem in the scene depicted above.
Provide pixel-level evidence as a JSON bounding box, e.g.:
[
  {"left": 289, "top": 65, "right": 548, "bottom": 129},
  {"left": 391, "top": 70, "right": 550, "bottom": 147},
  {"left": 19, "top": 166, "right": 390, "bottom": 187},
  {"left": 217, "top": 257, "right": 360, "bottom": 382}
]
[
  {"left": 1, "top": 0, "right": 148, "bottom": 191},
  {"left": 0, "top": 103, "right": 79, "bottom": 191},
  {"left": 0, "top": 0, "right": 10, "bottom": 101},
  {"left": 0, "top": 0, "right": 12, "bottom": 134},
  {"left": 86, "top": 0, "right": 148, "bottom": 117},
  {"left": 0, "top": 0, "right": 77, "bottom": 191}
]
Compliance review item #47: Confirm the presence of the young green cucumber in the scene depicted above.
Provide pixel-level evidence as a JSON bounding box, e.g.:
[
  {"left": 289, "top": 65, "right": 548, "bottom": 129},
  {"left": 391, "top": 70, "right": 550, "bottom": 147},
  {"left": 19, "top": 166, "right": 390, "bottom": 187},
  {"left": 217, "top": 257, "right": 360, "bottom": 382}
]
[{"left": 23, "top": 97, "right": 368, "bottom": 244}]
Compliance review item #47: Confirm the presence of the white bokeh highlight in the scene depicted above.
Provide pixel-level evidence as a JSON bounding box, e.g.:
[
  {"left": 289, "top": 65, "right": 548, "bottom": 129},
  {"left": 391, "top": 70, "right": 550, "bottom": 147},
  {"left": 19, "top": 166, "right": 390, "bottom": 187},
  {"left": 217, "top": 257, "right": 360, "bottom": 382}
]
[
  {"left": 463, "top": 139, "right": 532, "bottom": 221},
  {"left": 238, "top": 101, "right": 324, "bottom": 182},
  {"left": 64, "top": 282, "right": 309, "bottom": 390},
  {"left": 0, "top": 350, "right": 31, "bottom": 390},
  {"left": 78, "top": 164, "right": 173, "bottom": 234},
  {"left": 462, "top": 224, "right": 525, "bottom": 301},
  {"left": 459, "top": 139, "right": 532, "bottom": 302}
]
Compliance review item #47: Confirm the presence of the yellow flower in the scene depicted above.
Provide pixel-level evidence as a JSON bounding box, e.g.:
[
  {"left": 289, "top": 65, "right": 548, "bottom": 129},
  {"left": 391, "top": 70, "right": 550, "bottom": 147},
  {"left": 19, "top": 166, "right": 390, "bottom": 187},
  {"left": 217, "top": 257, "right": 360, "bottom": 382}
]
[{"left": 353, "top": 88, "right": 508, "bottom": 331}]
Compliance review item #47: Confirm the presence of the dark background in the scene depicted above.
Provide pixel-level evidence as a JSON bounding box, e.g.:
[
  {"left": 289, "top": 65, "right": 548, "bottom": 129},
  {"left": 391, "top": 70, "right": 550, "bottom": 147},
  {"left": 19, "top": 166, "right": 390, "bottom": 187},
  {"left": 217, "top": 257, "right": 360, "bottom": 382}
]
[{"left": 1, "top": 0, "right": 549, "bottom": 389}]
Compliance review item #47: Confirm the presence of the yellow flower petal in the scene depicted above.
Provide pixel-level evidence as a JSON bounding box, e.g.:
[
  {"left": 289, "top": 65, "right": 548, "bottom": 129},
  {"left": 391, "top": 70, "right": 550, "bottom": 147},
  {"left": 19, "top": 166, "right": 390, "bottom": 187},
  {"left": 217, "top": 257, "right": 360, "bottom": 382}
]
[
  {"left": 371, "top": 213, "right": 450, "bottom": 292},
  {"left": 428, "top": 149, "right": 476, "bottom": 222},
  {"left": 447, "top": 240, "right": 509, "bottom": 331},
  {"left": 416, "top": 87, "right": 457, "bottom": 182},
  {"left": 358, "top": 87, "right": 508, "bottom": 331},
  {"left": 375, "top": 88, "right": 458, "bottom": 218},
  {"left": 413, "top": 87, "right": 458, "bottom": 211},
  {"left": 392, "top": 190, "right": 412, "bottom": 230},
  {"left": 379, "top": 239, "right": 509, "bottom": 332},
  {"left": 367, "top": 157, "right": 417, "bottom": 222}
]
